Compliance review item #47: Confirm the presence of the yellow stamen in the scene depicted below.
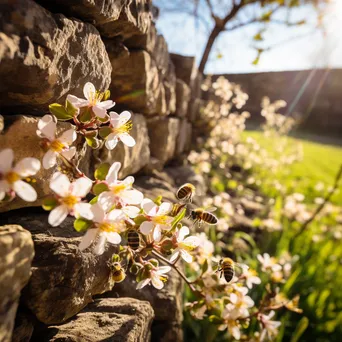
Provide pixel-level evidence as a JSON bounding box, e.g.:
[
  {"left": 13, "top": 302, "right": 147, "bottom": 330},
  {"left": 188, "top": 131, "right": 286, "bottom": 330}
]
[
  {"left": 113, "top": 121, "right": 133, "bottom": 135},
  {"left": 62, "top": 195, "right": 78, "bottom": 208},
  {"left": 179, "top": 242, "right": 196, "bottom": 252},
  {"left": 111, "top": 183, "right": 127, "bottom": 195},
  {"left": 50, "top": 139, "right": 65, "bottom": 152},
  {"left": 153, "top": 215, "right": 170, "bottom": 225},
  {"left": 99, "top": 222, "right": 118, "bottom": 233},
  {"left": 5, "top": 172, "right": 20, "bottom": 184}
]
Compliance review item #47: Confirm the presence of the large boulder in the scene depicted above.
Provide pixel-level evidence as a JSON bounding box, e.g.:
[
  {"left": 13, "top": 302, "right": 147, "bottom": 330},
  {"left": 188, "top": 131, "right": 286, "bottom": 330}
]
[
  {"left": 146, "top": 117, "right": 179, "bottom": 165},
  {"left": 0, "top": 0, "right": 112, "bottom": 115},
  {"left": 35, "top": 298, "right": 154, "bottom": 342},
  {"left": 174, "top": 79, "right": 191, "bottom": 118},
  {"left": 93, "top": 113, "right": 150, "bottom": 179},
  {"left": 175, "top": 119, "right": 192, "bottom": 156},
  {"left": 0, "top": 115, "right": 89, "bottom": 213},
  {"left": 170, "top": 54, "right": 198, "bottom": 88},
  {"left": 0, "top": 225, "right": 34, "bottom": 342},
  {"left": 0, "top": 212, "right": 117, "bottom": 324}
]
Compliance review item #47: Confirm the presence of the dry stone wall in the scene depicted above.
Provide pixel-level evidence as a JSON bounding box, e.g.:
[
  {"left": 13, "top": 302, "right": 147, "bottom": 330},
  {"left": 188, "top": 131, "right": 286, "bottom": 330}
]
[{"left": 0, "top": 1, "right": 203, "bottom": 341}]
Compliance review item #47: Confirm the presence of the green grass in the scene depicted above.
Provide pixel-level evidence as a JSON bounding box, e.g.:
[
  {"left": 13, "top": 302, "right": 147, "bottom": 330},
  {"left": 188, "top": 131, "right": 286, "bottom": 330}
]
[{"left": 243, "top": 131, "right": 342, "bottom": 204}]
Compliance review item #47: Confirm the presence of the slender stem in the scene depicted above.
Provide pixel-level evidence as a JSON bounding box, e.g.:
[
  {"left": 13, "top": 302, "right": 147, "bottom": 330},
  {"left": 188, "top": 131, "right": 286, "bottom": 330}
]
[{"left": 152, "top": 250, "right": 204, "bottom": 297}]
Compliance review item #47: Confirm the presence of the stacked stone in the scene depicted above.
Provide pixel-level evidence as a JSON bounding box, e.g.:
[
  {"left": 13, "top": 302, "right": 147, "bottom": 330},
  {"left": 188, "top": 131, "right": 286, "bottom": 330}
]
[{"left": 0, "top": 0, "right": 202, "bottom": 341}]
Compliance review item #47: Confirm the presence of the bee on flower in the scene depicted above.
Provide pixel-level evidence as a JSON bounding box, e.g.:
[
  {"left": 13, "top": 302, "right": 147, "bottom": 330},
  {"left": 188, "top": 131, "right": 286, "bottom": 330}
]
[
  {"left": 0, "top": 148, "right": 40, "bottom": 202},
  {"left": 37, "top": 115, "right": 77, "bottom": 169},
  {"left": 67, "top": 82, "right": 114, "bottom": 119},
  {"left": 139, "top": 198, "right": 173, "bottom": 242},
  {"left": 46, "top": 172, "right": 93, "bottom": 226}
]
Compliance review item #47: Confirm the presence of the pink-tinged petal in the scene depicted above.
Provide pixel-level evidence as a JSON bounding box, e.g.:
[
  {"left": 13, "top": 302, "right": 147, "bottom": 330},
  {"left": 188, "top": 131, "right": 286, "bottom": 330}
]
[
  {"left": 13, "top": 180, "right": 37, "bottom": 202},
  {"left": 93, "top": 105, "right": 107, "bottom": 119},
  {"left": 66, "top": 94, "right": 88, "bottom": 108},
  {"left": 107, "top": 209, "right": 124, "bottom": 221},
  {"left": 119, "top": 133, "right": 136, "bottom": 147},
  {"left": 180, "top": 249, "right": 193, "bottom": 263},
  {"left": 106, "top": 162, "right": 121, "bottom": 184},
  {"left": 37, "top": 115, "right": 56, "bottom": 141},
  {"left": 120, "top": 189, "right": 143, "bottom": 205},
  {"left": 151, "top": 274, "right": 164, "bottom": 289},
  {"left": 43, "top": 149, "right": 57, "bottom": 169},
  {"left": 94, "top": 234, "right": 106, "bottom": 255},
  {"left": 136, "top": 278, "right": 151, "bottom": 290},
  {"left": 14, "top": 158, "right": 40, "bottom": 177},
  {"left": 50, "top": 172, "right": 70, "bottom": 197},
  {"left": 71, "top": 177, "right": 93, "bottom": 197},
  {"left": 48, "top": 204, "right": 69, "bottom": 226},
  {"left": 169, "top": 250, "right": 180, "bottom": 263},
  {"left": 61, "top": 147, "right": 76, "bottom": 161},
  {"left": 79, "top": 228, "right": 98, "bottom": 251},
  {"left": 83, "top": 82, "right": 96, "bottom": 100},
  {"left": 105, "top": 133, "right": 118, "bottom": 150},
  {"left": 141, "top": 198, "right": 157, "bottom": 215},
  {"left": 157, "top": 202, "right": 173, "bottom": 216},
  {"left": 122, "top": 206, "right": 140, "bottom": 218},
  {"left": 156, "top": 266, "right": 171, "bottom": 275},
  {"left": 0, "top": 148, "right": 14, "bottom": 174},
  {"left": 140, "top": 221, "right": 154, "bottom": 235},
  {"left": 90, "top": 203, "right": 106, "bottom": 223},
  {"left": 105, "top": 232, "right": 121, "bottom": 245},
  {"left": 97, "top": 191, "right": 115, "bottom": 212},
  {"left": 74, "top": 203, "right": 93, "bottom": 220},
  {"left": 109, "top": 111, "right": 120, "bottom": 126},
  {"left": 97, "top": 100, "right": 114, "bottom": 109},
  {"left": 230, "top": 293, "right": 238, "bottom": 304},
  {"left": 153, "top": 226, "right": 162, "bottom": 242},
  {"left": 118, "top": 111, "right": 131, "bottom": 125},
  {"left": 59, "top": 129, "right": 77, "bottom": 144},
  {"left": 177, "top": 226, "right": 189, "bottom": 242}
]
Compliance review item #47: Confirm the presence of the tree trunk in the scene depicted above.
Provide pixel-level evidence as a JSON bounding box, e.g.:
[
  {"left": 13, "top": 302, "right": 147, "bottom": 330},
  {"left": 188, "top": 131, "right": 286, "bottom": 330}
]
[{"left": 198, "top": 25, "right": 221, "bottom": 74}]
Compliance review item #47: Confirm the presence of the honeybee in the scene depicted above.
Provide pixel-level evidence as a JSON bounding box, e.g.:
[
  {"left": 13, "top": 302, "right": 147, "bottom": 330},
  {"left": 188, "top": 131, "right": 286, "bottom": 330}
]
[
  {"left": 190, "top": 207, "right": 218, "bottom": 226},
  {"left": 217, "top": 258, "right": 248, "bottom": 283},
  {"left": 170, "top": 203, "right": 187, "bottom": 217},
  {"left": 110, "top": 261, "right": 126, "bottom": 283},
  {"left": 127, "top": 229, "right": 141, "bottom": 251},
  {"left": 176, "top": 183, "right": 196, "bottom": 203}
]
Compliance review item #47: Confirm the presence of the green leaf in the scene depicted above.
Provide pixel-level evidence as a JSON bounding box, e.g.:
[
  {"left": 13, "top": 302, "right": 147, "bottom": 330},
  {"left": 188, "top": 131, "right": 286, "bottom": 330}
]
[
  {"left": 42, "top": 197, "right": 58, "bottom": 211},
  {"left": 208, "top": 315, "right": 223, "bottom": 324},
  {"left": 93, "top": 182, "right": 109, "bottom": 196},
  {"left": 153, "top": 195, "right": 163, "bottom": 206},
  {"left": 103, "top": 89, "right": 111, "bottom": 101},
  {"left": 65, "top": 99, "right": 78, "bottom": 116},
  {"left": 94, "top": 163, "right": 110, "bottom": 180},
  {"left": 79, "top": 107, "right": 92, "bottom": 123},
  {"left": 171, "top": 208, "right": 186, "bottom": 229},
  {"left": 49, "top": 103, "right": 73, "bottom": 121},
  {"left": 290, "top": 317, "right": 309, "bottom": 342},
  {"left": 201, "top": 259, "right": 209, "bottom": 274},
  {"left": 85, "top": 136, "right": 100, "bottom": 149},
  {"left": 99, "top": 126, "right": 112, "bottom": 139},
  {"left": 89, "top": 196, "right": 98, "bottom": 204},
  {"left": 134, "top": 215, "right": 148, "bottom": 226},
  {"left": 74, "top": 218, "right": 92, "bottom": 232},
  {"left": 111, "top": 254, "right": 121, "bottom": 263}
]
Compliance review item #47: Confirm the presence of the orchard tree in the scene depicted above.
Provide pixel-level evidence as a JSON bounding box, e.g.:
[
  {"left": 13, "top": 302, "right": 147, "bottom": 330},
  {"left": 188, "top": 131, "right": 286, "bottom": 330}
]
[{"left": 155, "top": 0, "right": 330, "bottom": 73}]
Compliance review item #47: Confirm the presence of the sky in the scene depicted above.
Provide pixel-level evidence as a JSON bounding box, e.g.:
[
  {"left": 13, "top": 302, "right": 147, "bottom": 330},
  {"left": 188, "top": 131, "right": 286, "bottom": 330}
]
[{"left": 155, "top": 0, "right": 342, "bottom": 74}]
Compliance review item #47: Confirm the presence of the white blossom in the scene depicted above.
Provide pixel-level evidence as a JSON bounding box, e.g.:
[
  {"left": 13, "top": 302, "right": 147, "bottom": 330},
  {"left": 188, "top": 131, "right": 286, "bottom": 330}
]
[
  {"left": 259, "top": 311, "right": 281, "bottom": 341},
  {"left": 257, "top": 253, "right": 282, "bottom": 272},
  {"left": 136, "top": 265, "right": 171, "bottom": 290}
]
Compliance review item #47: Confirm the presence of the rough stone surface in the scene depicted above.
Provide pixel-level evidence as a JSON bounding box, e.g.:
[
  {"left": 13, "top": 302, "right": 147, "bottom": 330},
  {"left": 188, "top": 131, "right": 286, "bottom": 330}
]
[
  {"left": 187, "top": 98, "right": 204, "bottom": 123},
  {"left": 93, "top": 113, "right": 150, "bottom": 179},
  {"left": 174, "top": 79, "right": 191, "bottom": 118},
  {"left": 170, "top": 53, "right": 198, "bottom": 88},
  {"left": 0, "top": 225, "right": 34, "bottom": 342},
  {"left": 12, "top": 310, "right": 35, "bottom": 342},
  {"left": 175, "top": 119, "right": 192, "bottom": 156},
  {"left": 163, "top": 61, "right": 177, "bottom": 114},
  {"left": 0, "top": 0, "right": 112, "bottom": 115},
  {"left": 36, "top": 298, "right": 154, "bottom": 342},
  {"left": 108, "top": 49, "right": 167, "bottom": 115},
  {"left": 0, "top": 116, "right": 89, "bottom": 213},
  {"left": 146, "top": 117, "right": 180, "bottom": 165},
  {"left": 125, "top": 22, "right": 157, "bottom": 52},
  {"left": 0, "top": 212, "right": 117, "bottom": 324}
]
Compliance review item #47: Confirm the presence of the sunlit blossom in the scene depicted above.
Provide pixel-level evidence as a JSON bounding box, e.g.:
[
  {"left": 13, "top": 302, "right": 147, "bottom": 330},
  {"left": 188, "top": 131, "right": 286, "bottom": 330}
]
[
  {"left": 243, "top": 268, "right": 261, "bottom": 289},
  {"left": 257, "top": 253, "right": 282, "bottom": 272},
  {"left": 259, "top": 311, "right": 281, "bottom": 341},
  {"left": 136, "top": 265, "right": 171, "bottom": 290},
  {"left": 0, "top": 148, "right": 40, "bottom": 202}
]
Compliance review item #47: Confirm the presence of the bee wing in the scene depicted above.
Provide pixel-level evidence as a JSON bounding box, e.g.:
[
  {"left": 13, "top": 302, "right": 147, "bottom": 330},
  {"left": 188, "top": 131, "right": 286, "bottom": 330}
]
[
  {"left": 205, "top": 207, "right": 217, "bottom": 213},
  {"left": 235, "top": 262, "right": 249, "bottom": 271}
]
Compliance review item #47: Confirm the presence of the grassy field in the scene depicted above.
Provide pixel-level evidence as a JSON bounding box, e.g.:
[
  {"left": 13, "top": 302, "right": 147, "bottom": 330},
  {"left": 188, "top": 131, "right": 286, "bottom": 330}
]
[{"left": 243, "top": 131, "right": 342, "bottom": 204}]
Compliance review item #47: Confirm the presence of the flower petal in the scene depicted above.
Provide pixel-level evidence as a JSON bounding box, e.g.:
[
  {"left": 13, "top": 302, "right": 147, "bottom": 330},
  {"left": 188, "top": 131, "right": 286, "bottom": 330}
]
[
  {"left": 97, "top": 100, "right": 114, "bottom": 109},
  {"left": 94, "top": 234, "right": 106, "bottom": 255},
  {"left": 97, "top": 191, "right": 115, "bottom": 212},
  {"left": 122, "top": 205, "right": 140, "bottom": 218},
  {"left": 13, "top": 180, "right": 37, "bottom": 202},
  {"left": 120, "top": 189, "right": 143, "bottom": 205},
  {"left": 0, "top": 180, "right": 10, "bottom": 197},
  {"left": 140, "top": 221, "right": 154, "bottom": 235},
  {"left": 180, "top": 249, "right": 193, "bottom": 263},
  {"left": 37, "top": 115, "right": 56, "bottom": 141},
  {"left": 151, "top": 274, "right": 164, "bottom": 289},
  {"left": 74, "top": 203, "right": 93, "bottom": 220},
  {"left": 156, "top": 266, "right": 171, "bottom": 275},
  {"left": 119, "top": 133, "right": 136, "bottom": 147},
  {"left": 14, "top": 158, "right": 41, "bottom": 177},
  {"left": 118, "top": 111, "right": 131, "bottom": 125},
  {"left": 157, "top": 202, "right": 173, "bottom": 215},
  {"left": 106, "top": 209, "right": 124, "bottom": 221},
  {"left": 79, "top": 228, "right": 98, "bottom": 251},
  {"left": 153, "top": 226, "right": 162, "bottom": 242},
  {"left": 59, "top": 129, "right": 77, "bottom": 144},
  {"left": 136, "top": 278, "right": 150, "bottom": 290},
  {"left": 169, "top": 250, "right": 180, "bottom": 263},
  {"left": 61, "top": 147, "right": 76, "bottom": 161},
  {"left": 66, "top": 94, "right": 88, "bottom": 108},
  {"left": 105, "top": 133, "right": 118, "bottom": 150},
  {"left": 182, "top": 236, "right": 200, "bottom": 248},
  {"left": 141, "top": 198, "right": 157, "bottom": 215},
  {"left": 83, "top": 82, "right": 96, "bottom": 100},
  {"left": 123, "top": 176, "right": 134, "bottom": 186},
  {"left": 90, "top": 203, "right": 106, "bottom": 223},
  {"left": 71, "top": 177, "right": 93, "bottom": 197},
  {"left": 50, "top": 172, "right": 70, "bottom": 197},
  {"left": 177, "top": 226, "right": 189, "bottom": 242},
  {"left": 106, "top": 162, "right": 121, "bottom": 184},
  {"left": 104, "top": 231, "right": 121, "bottom": 245},
  {"left": 93, "top": 105, "right": 107, "bottom": 119},
  {"left": 43, "top": 149, "right": 57, "bottom": 169},
  {"left": 0, "top": 148, "right": 14, "bottom": 174},
  {"left": 48, "top": 204, "right": 69, "bottom": 226}
]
